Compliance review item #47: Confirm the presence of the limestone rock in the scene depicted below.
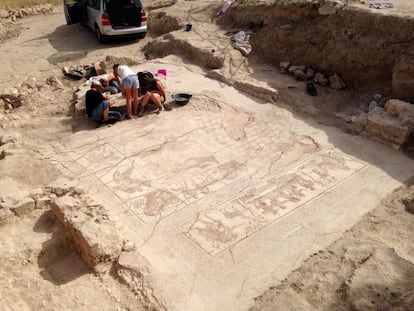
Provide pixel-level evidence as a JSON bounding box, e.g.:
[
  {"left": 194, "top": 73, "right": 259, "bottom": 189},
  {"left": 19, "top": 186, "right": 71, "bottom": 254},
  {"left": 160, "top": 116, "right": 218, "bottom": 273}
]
[
  {"left": 384, "top": 99, "right": 414, "bottom": 119},
  {"left": 0, "top": 88, "right": 24, "bottom": 109},
  {"left": 293, "top": 69, "right": 307, "bottom": 81},
  {"left": 1, "top": 191, "right": 35, "bottom": 217},
  {"left": 318, "top": 0, "right": 347, "bottom": 15},
  {"left": 392, "top": 53, "right": 414, "bottom": 101},
  {"left": 122, "top": 240, "right": 136, "bottom": 252},
  {"left": 314, "top": 72, "right": 328, "bottom": 86},
  {"left": 288, "top": 65, "right": 306, "bottom": 74},
  {"left": 328, "top": 73, "right": 346, "bottom": 90},
  {"left": 279, "top": 61, "right": 290, "bottom": 74},
  {"left": 35, "top": 196, "right": 53, "bottom": 209},
  {"left": 305, "top": 68, "right": 315, "bottom": 80},
  {"left": 51, "top": 193, "right": 123, "bottom": 273},
  {"left": 0, "top": 206, "right": 13, "bottom": 223},
  {"left": 11, "top": 197, "right": 35, "bottom": 216},
  {"left": 0, "top": 132, "right": 19, "bottom": 145},
  {"left": 366, "top": 110, "right": 410, "bottom": 145},
  {"left": 46, "top": 75, "right": 64, "bottom": 89}
]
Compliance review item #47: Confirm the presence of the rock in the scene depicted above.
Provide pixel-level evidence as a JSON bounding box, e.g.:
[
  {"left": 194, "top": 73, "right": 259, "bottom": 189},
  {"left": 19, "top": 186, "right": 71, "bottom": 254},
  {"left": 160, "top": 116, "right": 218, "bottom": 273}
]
[
  {"left": 51, "top": 193, "right": 123, "bottom": 273},
  {"left": 392, "top": 53, "right": 414, "bottom": 101},
  {"left": 366, "top": 110, "right": 411, "bottom": 145},
  {"left": 384, "top": 99, "right": 414, "bottom": 119},
  {"left": 1, "top": 191, "right": 36, "bottom": 217},
  {"left": 0, "top": 88, "right": 24, "bottom": 108},
  {"left": 35, "top": 196, "right": 52, "bottom": 209},
  {"left": 328, "top": 73, "right": 346, "bottom": 90},
  {"left": 11, "top": 197, "right": 35, "bottom": 216},
  {"left": 29, "top": 188, "right": 44, "bottom": 200},
  {"left": 122, "top": 240, "right": 136, "bottom": 252},
  {"left": 305, "top": 68, "right": 315, "bottom": 80},
  {"left": 318, "top": 0, "right": 346, "bottom": 15},
  {"left": 0, "top": 205, "right": 13, "bottom": 223},
  {"left": 21, "top": 77, "right": 37, "bottom": 89},
  {"left": 279, "top": 61, "right": 290, "bottom": 74},
  {"left": 0, "top": 132, "right": 19, "bottom": 146},
  {"left": 314, "top": 72, "right": 328, "bottom": 86},
  {"left": 350, "top": 112, "right": 368, "bottom": 126},
  {"left": 46, "top": 75, "right": 64, "bottom": 89},
  {"left": 288, "top": 65, "right": 306, "bottom": 74},
  {"left": 293, "top": 69, "right": 307, "bottom": 81}
]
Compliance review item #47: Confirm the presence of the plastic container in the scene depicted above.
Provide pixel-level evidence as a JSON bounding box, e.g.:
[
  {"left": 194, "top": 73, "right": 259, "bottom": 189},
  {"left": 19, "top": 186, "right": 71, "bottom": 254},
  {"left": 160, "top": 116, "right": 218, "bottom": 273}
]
[{"left": 156, "top": 68, "right": 167, "bottom": 85}]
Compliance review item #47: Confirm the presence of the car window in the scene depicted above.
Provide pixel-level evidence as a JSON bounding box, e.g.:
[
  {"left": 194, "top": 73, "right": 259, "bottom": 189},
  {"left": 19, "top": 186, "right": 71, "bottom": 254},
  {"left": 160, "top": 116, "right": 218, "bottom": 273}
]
[
  {"left": 87, "top": 0, "right": 100, "bottom": 10},
  {"left": 105, "top": 0, "right": 142, "bottom": 9}
]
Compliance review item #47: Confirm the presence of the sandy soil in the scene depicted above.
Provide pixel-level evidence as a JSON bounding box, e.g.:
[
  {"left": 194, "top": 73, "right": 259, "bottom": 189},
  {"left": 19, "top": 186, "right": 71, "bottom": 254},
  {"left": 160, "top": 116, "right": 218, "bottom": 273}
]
[{"left": 0, "top": 1, "right": 413, "bottom": 310}]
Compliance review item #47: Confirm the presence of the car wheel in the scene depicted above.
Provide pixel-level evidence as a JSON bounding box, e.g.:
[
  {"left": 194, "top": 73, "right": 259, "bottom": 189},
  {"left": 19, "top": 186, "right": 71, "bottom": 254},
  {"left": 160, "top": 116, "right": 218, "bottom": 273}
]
[
  {"left": 64, "top": 5, "right": 71, "bottom": 25},
  {"left": 95, "top": 25, "right": 106, "bottom": 43}
]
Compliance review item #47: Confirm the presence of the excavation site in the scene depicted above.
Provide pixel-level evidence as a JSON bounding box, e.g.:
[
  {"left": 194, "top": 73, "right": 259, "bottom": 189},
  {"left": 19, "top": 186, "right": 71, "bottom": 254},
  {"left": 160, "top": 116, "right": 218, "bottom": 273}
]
[{"left": 0, "top": 0, "right": 413, "bottom": 310}]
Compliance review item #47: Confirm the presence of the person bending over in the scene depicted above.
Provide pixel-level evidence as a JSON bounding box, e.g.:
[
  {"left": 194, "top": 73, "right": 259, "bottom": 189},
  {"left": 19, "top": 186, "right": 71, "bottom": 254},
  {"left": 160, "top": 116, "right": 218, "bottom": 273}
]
[
  {"left": 137, "top": 71, "right": 171, "bottom": 117},
  {"left": 113, "top": 64, "right": 139, "bottom": 119},
  {"left": 85, "top": 80, "right": 121, "bottom": 125}
]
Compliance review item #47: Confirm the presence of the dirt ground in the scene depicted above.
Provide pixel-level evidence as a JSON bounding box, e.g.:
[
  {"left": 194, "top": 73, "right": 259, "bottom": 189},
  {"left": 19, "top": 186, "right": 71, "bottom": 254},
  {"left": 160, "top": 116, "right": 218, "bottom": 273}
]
[{"left": 0, "top": 1, "right": 413, "bottom": 310}]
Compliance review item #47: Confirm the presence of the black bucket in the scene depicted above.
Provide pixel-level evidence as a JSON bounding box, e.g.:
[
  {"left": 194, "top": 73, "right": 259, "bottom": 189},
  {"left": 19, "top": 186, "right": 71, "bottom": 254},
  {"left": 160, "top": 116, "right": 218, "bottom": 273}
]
[{"left": 173, "top": 93, "right": 192, "bottom": 105}]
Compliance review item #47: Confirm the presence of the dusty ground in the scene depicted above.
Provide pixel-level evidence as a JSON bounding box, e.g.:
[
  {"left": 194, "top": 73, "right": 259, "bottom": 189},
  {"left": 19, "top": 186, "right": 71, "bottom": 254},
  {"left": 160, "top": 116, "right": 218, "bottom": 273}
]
[{"left": 0, "top": 1, "right": 413, "bottom": 310}]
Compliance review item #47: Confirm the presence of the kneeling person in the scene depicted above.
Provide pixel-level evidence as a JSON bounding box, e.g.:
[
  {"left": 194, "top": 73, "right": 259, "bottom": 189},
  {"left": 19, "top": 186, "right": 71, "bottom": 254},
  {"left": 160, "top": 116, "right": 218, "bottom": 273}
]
[{"left": 85, "top": 80, "right": 121, "bottom": 124}]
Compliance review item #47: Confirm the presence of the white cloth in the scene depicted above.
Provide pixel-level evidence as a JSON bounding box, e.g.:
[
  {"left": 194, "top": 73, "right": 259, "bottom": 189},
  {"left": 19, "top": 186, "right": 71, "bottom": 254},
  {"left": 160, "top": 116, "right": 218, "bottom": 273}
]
[
  {"left": 231, "top": 31, "right": 252, "bottom": 56},
  {"left": 116, "top": 65, "right": 135, "bottom": 83}
]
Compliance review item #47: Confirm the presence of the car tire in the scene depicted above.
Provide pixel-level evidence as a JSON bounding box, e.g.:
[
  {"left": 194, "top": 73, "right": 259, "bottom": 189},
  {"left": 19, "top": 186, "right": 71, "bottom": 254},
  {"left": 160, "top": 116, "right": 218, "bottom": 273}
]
[
  {"left": 64, "top": 5, "right": 71, "bottom": 25},
  {"left": 95, "top": 25, "right": 106, "bottom": 43}
]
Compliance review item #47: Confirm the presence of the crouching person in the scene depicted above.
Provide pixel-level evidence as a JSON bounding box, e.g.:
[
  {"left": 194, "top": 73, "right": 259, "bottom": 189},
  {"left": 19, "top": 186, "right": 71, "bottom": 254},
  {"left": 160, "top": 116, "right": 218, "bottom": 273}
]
[{"left": 86, "top": 80, "right": 121, "bottom": 125}]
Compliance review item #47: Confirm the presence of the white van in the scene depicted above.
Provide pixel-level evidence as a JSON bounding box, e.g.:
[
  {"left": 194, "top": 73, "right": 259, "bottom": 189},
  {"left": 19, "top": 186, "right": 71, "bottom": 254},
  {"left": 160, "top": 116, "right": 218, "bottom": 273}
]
[{"left": 64, "top": 0, "right": 147, "bottom": 42}]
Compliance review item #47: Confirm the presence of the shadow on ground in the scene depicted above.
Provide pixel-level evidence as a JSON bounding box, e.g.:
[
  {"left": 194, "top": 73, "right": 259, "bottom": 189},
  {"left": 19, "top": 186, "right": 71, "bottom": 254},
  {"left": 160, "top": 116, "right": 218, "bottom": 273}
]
[{"left": 34, "top": 211, "right": 90, "bottom": 285}]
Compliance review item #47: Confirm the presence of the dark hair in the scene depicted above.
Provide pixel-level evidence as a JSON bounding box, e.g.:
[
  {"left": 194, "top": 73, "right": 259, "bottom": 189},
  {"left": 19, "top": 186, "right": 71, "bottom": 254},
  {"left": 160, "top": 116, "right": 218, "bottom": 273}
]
[
  {"left": 113, "top": 64, "right": 119, "bottom": 70},
  {"left": 99, "top": 78, "right": 108, "bottom": 87}
]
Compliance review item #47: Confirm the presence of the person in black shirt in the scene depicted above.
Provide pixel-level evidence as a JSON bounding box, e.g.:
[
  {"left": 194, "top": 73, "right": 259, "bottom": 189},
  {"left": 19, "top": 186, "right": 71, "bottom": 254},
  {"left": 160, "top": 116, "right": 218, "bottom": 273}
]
[{"left": 85, "top": 80, "right": 121, "bottom": 124}]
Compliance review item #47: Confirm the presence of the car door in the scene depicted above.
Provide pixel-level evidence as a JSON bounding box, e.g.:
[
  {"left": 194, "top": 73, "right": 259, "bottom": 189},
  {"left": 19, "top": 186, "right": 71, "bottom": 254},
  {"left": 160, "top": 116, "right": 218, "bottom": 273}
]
[
  {"left": 63, "top": 0, "right": 86, "bottom": 25},
  {"left": 86, "top": 0, "right": 101, "bottom": 30}
]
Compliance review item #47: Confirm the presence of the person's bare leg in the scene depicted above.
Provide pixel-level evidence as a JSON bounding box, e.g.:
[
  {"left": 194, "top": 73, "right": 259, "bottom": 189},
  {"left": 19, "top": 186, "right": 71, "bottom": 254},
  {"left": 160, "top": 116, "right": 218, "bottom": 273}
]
[
  {"left": 132, "top": 88, "right": 139, "bottom": 115},
  {"left": 141, "top": 92, "right": 151, "bottom": 108},
  {"left": 124, "top": 88, "right": 132, "bottom": 118},
  {"left": 138, "top": 92, "right": 150, "bottom": 117},
  {"left": 150, "top": 93, "right": 163, "bottom": 108}
]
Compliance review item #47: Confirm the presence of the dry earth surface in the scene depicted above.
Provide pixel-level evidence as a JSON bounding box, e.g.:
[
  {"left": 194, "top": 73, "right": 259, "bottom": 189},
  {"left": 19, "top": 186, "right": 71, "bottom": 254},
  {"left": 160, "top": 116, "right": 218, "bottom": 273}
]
[{"left": 0, "top": 0, "right": 413, "bottom": 310}]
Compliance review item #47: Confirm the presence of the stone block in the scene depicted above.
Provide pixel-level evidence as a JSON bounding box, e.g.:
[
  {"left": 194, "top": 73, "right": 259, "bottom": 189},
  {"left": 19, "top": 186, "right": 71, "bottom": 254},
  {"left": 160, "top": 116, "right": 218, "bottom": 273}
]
[
  {"left": 314, "top": 72, "right": 328, "bottom": 86},
  {"left": 10, "top": 197, "right": 35, "bottom": 216},
  {"left": 51, "top": 194, "right": 123, "bottom": 273},
  {"left": 328, "top": 73, "right": 346, "bottom": 90},
  {"left": 0, "top": 206, "right": 13, "bottom": 224},
  {"left": 35, "top": 196, "right": 53, "bottom": 209},
  {"left": 288, "top": 65, "right": 306, "bottom": 74},
  {"left": 384, "top": 99, "right": 414, "bottom": 118},
  {"left": 366, "top": 112, "right": 410, "bottom": 145}
]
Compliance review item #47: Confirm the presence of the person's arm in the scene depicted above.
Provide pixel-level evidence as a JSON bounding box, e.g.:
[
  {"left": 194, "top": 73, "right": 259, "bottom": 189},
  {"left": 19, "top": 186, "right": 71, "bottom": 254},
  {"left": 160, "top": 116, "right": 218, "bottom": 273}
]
[
  {"left": 113, "top": 70, "right": 123, "bottom": 93},
  {"left": 155, "top": 80, "right": 166, "bottom": 100}
]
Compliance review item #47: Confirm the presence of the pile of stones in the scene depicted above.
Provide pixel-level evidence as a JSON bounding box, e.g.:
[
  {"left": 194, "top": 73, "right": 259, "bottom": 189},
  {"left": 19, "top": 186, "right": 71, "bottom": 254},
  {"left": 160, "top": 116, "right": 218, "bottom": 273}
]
[{"left": 279, "top": 61, "right": 346, "bottom": 90}]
